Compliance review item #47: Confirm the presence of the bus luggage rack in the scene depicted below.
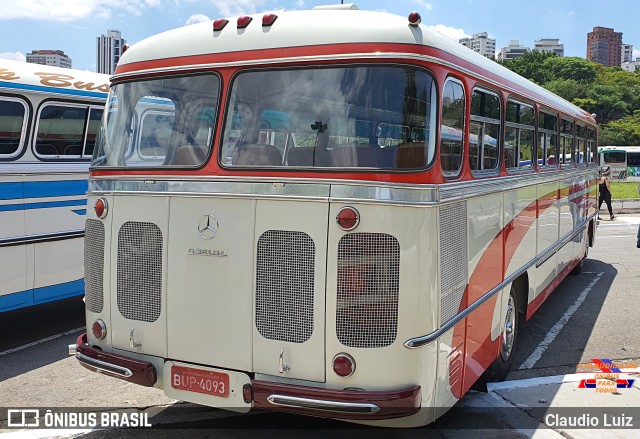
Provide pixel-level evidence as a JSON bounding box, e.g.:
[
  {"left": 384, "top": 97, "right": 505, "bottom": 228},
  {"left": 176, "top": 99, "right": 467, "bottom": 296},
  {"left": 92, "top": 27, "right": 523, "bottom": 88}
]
[{"left": 84, "top": 219, "right": 105, "bottom": 313}]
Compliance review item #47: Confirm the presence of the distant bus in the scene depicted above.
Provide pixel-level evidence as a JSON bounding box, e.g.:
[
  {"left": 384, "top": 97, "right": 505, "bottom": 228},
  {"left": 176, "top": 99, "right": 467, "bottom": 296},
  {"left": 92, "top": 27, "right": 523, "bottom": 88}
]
[
  {"left": 0, "top": 59, "right": 109, "bottom": 312},
  {"left": 598, "top": 146, "right": 640, "bottom": 179}
]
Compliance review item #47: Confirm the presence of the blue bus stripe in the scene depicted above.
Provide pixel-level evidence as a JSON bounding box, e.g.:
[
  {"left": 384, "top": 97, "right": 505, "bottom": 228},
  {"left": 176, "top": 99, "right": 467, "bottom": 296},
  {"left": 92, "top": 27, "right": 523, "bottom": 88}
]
[
  {"left": 0, "top": 180, "right": 87, "bottom": 200},
  {"left": 0, "top": 199, "right": 86, "bottom": 212},
  {"left": 0, "top": 279, "right": 84, "bottom": 312},
  {"left": 72, "top": 209, "right": 87, "bottom": 215},
  {"left": 0, "top": 80, "right": 107, "bottom": 99}
]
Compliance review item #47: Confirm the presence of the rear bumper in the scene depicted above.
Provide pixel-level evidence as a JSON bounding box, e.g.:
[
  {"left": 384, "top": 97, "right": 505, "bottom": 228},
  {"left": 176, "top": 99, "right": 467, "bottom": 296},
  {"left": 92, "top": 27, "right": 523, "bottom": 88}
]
[
  {"left": 70, "top": 333, "right": 420, "bottom": 420},
  {"left": 71, "top": 333, "right": 157, "bottom": 387}
]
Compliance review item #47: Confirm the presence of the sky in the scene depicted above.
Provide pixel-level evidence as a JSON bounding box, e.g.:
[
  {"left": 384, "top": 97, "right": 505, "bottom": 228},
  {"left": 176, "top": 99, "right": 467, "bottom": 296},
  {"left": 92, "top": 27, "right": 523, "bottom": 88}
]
[{"left": 1, "top": 0, "right": 639, "bottom": 72}]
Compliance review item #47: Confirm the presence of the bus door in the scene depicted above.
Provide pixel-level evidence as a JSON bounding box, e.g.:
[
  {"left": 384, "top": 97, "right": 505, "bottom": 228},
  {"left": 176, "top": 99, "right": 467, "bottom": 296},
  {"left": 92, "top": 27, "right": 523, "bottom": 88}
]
[{"left": 164, "top": 194, "right": 329, "bottom": 382}]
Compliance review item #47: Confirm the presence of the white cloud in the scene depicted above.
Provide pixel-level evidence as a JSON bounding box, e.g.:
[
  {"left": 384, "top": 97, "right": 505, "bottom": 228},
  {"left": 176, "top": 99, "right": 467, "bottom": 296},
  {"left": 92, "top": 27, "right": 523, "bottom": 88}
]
[
  {"left": 208, "top": 0, "right": 268, "bottom": 17},
  {"left": 0, "top": 0, "right": 164, "bottom": 22},
  {"left": 0, "top": 52, "right": 26, "bottom": 62},
  {"left": 427, "top": 24, "right": 469, "bottom": 42},
  {"left": 295, "top": 0, "right": 305, "bottom": 8},
  {"left": 411, "top": 0, "right": 432, "bottom": 10},
  {"left": 633, "top": 49, "right": 640, "bottom": 59},
  {"left": 186, "top": 13, "right": 210, "bottom": 25}
]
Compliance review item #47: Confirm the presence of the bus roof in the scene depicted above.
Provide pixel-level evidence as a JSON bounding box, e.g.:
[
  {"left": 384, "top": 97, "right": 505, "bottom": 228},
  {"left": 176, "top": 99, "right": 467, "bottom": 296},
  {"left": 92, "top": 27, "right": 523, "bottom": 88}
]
[
  {"left": 116, "top": 6, "right": 595, "bottom": 124},
  {"left": 0, "top": 59, "right": 110, "bottom": 99}
]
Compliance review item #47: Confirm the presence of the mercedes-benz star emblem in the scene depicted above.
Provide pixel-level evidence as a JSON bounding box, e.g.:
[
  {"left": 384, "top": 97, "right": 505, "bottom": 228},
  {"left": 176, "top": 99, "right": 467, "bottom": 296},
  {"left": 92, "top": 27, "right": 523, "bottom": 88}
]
[{"left": 197, "top": 214, "right": 219, "bottom": 240}]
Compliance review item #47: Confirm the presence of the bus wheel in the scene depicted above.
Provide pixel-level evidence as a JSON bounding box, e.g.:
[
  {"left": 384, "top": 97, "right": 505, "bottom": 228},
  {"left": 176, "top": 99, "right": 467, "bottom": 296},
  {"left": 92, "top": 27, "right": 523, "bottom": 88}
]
[
  {"left": 571, "top": 245, "right": 588, "bottom": 276},
  {"left": 473, "top": 286, "right": 519, "bottom": 390}
]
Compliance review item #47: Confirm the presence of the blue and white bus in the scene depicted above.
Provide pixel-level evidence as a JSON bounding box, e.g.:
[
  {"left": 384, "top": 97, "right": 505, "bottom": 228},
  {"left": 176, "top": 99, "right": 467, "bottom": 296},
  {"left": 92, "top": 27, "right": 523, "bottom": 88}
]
[{"left": 0, "top": 59, "right": 109, "bottom": 312}]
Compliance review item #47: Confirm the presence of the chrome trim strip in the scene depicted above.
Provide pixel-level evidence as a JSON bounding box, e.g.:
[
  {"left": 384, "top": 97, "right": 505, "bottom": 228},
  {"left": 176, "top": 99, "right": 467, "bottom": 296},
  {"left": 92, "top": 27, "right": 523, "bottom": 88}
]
[
  {"left": 266, "top": 394, "right": 380, "bottom": 414},
  {"left": 88, "top": 169, "right": 596, "bottom": 206},
  {"left": 0, "top": 230, "right": 84, "bottom": 248},
  {"left": 75, "top": 352, "right": 134, "bottom": 378},
  {"left": 113, "top": 51, "right": 585, "bottom": 118},
  {"left": 404, "top": 213, "right": 596, "bottom": 349}
]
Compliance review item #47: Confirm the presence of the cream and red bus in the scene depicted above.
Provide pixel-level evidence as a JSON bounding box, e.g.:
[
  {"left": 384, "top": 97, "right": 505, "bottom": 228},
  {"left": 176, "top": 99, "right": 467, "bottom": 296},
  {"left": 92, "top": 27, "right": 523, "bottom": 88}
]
[{"left": 69, "top": 5, "right": 598, "bottom": 427}]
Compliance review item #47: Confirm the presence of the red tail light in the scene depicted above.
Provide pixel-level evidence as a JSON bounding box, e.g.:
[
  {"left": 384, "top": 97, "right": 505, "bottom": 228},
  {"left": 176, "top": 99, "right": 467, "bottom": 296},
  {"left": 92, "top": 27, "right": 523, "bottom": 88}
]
[
  {"left": 332, "top": 353, "right": 356, "bottom": 377},
  {"left": 237, "top": 16, "right": 253, "bottom": 29},
  {"left": 336, "top": 207, "right": 360, "bottom": 231},
  {"left": 262, "top": 13, "right": 278, "bottom": 26},
  {"left": 94, "top": 198, "right": 108, "bottom": 219},
  {"left": 408, "top": 12, "right": 421, "bottom": 26},
  {"left": 213, "top": 19, "right": 229, "bottom": 32},
  {"left": 92, "top": 319, "right": 107, "bottom": 340},
  {"left": 242, "top": 383, "right": 253, "bottom": 403}
]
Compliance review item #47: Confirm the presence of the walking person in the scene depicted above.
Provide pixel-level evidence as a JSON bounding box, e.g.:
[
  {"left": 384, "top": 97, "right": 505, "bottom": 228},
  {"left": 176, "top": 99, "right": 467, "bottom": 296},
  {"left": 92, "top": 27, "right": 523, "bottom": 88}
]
[{"left": 598, "top": 165, "right": 615, "bottom": 220}]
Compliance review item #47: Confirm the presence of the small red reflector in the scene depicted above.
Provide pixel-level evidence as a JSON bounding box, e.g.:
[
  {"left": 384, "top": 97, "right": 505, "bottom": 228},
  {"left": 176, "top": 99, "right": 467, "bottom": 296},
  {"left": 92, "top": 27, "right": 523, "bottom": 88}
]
[
  {"left": 94, "top": 198, "right": 108, "bottom": 219},
  {"left": 213, "top": 19, "right": 229, "bottom": 32},
  {"left": 408, "top": 11, "right": 421, "bottom": 26},
  {"left": 336, "top": 207, "right": 360, "bottom": 231},
  {"left": 122, "top": 44, "right": 129, "bottom": 54},
  {"left": 237, "top": 16, "right": 253, "bottom": 29},
  {"left": 262, "top": 13, "right": 278, "bottom": 26},
  {"left": 92, "top": 320, "right": 107, "bottom": 340},
  {"left": 242, "top": 383, "right": 253, "bottom": 403},
  {"left": 333, "top": 353, "right": 356, "bottom": 377}
]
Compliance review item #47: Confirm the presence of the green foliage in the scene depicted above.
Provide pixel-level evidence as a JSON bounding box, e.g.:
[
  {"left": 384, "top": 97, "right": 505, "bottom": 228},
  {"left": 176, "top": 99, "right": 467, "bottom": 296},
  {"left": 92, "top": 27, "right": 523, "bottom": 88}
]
[{"left": 498, "top": 53, "right": 640, "bottom": 143}]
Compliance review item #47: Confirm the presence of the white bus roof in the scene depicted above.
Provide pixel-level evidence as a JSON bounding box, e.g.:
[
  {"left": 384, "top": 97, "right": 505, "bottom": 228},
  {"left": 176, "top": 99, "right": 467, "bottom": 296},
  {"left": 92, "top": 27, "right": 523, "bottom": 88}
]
[
  {"left": 117, "top": 7, "right": 594, "bottom": 124},
  {"left": 0, "top": 59, "right": 109, "bottom": 100}
]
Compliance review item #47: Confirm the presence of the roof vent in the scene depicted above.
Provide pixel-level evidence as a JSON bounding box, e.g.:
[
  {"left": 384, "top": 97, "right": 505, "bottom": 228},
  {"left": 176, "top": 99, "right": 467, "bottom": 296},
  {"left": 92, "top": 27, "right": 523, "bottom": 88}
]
[{"left": 313, "top": 4, "right": 359, "bottom": 10}]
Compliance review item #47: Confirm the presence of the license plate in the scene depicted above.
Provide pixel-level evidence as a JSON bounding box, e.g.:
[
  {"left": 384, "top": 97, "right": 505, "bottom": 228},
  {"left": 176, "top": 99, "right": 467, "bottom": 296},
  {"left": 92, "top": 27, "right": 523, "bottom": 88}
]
[{"left": 170, "top": 365, "right": 229, "bottom": 398}]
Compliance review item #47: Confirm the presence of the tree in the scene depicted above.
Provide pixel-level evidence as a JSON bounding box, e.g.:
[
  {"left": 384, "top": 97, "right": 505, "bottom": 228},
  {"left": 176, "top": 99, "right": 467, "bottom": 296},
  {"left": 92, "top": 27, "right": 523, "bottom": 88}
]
[
  {"left": 542, "top": 57, "right": 598, "bottom": 83},
  {"left": 499, "top": 51, "right": 556, "bottom": 84},
  {"left": 543, "top": 78, "right": 586, "bottom": 102}
]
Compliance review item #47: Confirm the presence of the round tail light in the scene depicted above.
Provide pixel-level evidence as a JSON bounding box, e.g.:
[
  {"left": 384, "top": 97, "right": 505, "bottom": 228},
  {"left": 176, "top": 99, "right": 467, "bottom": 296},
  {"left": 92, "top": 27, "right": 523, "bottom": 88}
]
[
  {"left": 94, "top": 198, "right": 108, "bottom": 219},
  {"left": 336, "top": 207, "right": 360, "bottom": 231},
  {"left": 332, "top": 353, "right": 356, "bottom": 377},
  {"left": 92, "top": 319, "right": 107, "bottom": 340},
  {"left": 408, "top": 11, "right": 421, "bottom": 26}
]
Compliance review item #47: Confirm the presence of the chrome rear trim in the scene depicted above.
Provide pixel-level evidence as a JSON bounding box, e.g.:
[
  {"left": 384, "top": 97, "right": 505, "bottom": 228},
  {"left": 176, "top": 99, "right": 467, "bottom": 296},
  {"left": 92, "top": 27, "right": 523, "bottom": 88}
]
[
  {"left": 267, "top": 394, "right": 380, "bottom": 414},
  {"left": 76, "top": 352, "right": 134, "bottom": 378}
]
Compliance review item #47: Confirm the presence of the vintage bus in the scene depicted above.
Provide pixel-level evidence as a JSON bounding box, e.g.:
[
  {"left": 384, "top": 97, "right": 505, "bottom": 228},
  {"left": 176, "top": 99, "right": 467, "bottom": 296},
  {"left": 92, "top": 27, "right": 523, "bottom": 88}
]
[
  {"left": 69, "top": 5, "right": 598, "bottom": 427},
  {"left": 0, "top": 59, "right": 109, "bottom": 312},
  {"left": 598, "top": 145, "right": 640, "bottom": 179}
]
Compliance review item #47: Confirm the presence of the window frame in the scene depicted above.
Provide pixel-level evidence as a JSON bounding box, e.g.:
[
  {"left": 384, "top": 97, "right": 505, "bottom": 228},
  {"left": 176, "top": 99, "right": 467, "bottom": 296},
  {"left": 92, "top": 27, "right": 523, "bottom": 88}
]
[
  {"left": 440, "top": 76, "right": 466, "bottom": 179},
  {"left": 469, "top": 86, "right": 502, "bottom": 176},
  {"left": 537, "top": 109, "right": 558, "bottom": 169},
  {"left": 505, "top": 98, "right": 535, "bottom": 173},
  {"left": 0, "top": 96, "right": 30, "bottom": 161}
]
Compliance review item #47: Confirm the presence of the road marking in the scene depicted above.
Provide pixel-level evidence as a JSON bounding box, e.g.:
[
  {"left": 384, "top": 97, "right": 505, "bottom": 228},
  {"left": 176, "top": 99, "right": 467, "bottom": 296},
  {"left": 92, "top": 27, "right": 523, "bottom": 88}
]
[
  {"left": 0, "top": 327, "right": 84, "bottom": 357},
  {"left": 518, "top": 272, "right": 604, "bottom": 370}
]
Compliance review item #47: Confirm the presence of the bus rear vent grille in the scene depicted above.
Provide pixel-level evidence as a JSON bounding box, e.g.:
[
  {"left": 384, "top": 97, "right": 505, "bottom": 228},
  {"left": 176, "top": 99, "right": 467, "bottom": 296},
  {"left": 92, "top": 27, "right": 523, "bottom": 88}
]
[
  {"left": 256, "top": 230, "right": 315, "bottom": 343},
  {"left": 439, "top": 201, "right": 468, "bottom": 324},
  {"left": 117, "top": 221, "right": 162, "bottom": 323},
  {"left": 84, "top": 219, "right": 105, "bottom": 313},
  {"left": 336, "top": 233, "right": 400, "bottom": 348}
]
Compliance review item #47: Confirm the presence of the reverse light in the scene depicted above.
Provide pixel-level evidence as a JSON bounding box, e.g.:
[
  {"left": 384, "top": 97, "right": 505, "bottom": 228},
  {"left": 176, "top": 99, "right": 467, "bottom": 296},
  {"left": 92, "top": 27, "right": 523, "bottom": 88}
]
[
  {"left": 92, "top": 319, "right": 107, "bottom": 340},
  {"left": 408, "top": 11, "right": 421, "bottom": 26},
  {"left": 332, "top": 353, "right": 356, "bottom": 377},
  {"left": 336, "top": 207, "right": 360, "bottom": 231},
  {"left": 262, "top": 13, "right": 278, "bottom": 26},
  {"left": 94, "top": 198, "right": 108, "bottom": 219},
  {"left": 213, "top": 19, "right": 229, "bottom": 32},
  {"left": 237, "top": 16, "right": 253, "bottom": 29}
]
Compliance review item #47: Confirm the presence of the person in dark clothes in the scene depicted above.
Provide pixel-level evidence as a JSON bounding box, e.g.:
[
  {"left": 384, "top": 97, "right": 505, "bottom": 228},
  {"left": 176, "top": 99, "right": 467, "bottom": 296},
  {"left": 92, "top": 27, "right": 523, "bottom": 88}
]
[{"left": 598, "top": 165, "right": 615, "bottom": 220}]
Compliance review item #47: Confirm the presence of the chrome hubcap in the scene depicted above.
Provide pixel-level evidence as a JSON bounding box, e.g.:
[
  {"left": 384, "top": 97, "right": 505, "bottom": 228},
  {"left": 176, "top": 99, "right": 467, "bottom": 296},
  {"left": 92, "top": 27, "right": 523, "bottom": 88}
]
[{"left": 501, "top": 295, "right": 516, "bottom": 360}]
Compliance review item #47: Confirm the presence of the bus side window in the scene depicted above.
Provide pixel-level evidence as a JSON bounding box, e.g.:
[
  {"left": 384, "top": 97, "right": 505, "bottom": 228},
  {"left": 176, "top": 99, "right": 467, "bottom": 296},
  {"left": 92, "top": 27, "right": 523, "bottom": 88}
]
[
  {"left": 0, "top": 98, "right": 28, "bottom": 157},
  {"left": 469, "top": 88, "right": 501, "bottom": 174},
  {"left": 440, "top": 79, "right": 465, "bottom": 178}
]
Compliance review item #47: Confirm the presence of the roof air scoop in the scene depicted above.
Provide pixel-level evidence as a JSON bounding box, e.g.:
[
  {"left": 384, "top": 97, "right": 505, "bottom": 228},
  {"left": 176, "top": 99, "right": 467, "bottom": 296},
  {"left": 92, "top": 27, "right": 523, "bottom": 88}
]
[{"left": 313, "top": 4, "right": 359, "bottom": 10}]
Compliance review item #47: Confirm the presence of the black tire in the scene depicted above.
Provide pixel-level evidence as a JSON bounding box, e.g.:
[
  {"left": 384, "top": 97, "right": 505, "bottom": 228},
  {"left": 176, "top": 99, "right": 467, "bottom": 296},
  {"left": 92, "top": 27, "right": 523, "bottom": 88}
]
[
  {"left": 570, "top": 244, "right": 588, "bottom": 276},
  {"left": 473, "top": 285, "right": 519, "bottom": 390}
]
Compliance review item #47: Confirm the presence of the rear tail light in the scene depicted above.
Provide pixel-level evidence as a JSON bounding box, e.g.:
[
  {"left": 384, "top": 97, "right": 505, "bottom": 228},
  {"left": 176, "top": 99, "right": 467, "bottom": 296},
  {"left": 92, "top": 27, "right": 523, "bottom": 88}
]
[
  {"left": 336, "top": 207, "right": 360, "bottom": 231},
  {"left": 242, "top": 383, "right": 253, "bottom": 403},
  {"left": 408, "top": 11, "right": 421, "bottom": 26},
  {"left": 94, "top": 198, "right": 108, "bottom": 219},
  {"left": 332, "top": 353, "right": 356, "bottom": 377},
  {"left": 92, "top": 319, "right": 107, "bottom": 340},
  {"left": 262, "top": 13, "right": 278, "bottom": 26},
  {"left": 213, "top": 19, "right": 229, "bottom": 32},
  {"left": 237, "top": 16, "right": 253, "bottom": 29}
]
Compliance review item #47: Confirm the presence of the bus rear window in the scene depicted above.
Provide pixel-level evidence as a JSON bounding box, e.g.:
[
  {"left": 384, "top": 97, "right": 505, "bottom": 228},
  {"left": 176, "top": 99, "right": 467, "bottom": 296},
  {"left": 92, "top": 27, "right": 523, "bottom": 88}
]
[
  {"left": 220, "top": 66, "right": 437, "bottom": 170},
  {"left": 92, "top": 74, "right": 219, "bottom": 168}
]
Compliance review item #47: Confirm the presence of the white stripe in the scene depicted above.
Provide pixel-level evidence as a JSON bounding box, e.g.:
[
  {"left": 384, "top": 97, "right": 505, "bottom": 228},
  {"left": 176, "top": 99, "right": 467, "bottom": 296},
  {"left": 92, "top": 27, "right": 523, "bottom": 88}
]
[
  {"left": 1, "top": 429, "right": 96, "bottom": 439},
  {"left": 518, "top": 272, "right": 604, "bottom": 370},
  {"left": 0, "top": 327, "right": 84, "bottom": 357}
]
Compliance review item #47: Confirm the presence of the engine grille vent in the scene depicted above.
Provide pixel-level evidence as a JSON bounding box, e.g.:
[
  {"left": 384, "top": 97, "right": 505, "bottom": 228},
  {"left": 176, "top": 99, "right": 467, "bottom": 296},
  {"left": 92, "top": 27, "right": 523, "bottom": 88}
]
[
  {"left": 440, "top": 201, "right": 468, "bottom": 324},
  {"left": 117, "top": 221, "right": 162, "bottom": 323},
  {"left": 256, "top": 230, "right": 315, "bottom": 343},
  {"left": 336, "top": 233, "right": 400, "bottom": 348},
  {"left": 84, "top": 219, "right": 105, "bottom": 313}
]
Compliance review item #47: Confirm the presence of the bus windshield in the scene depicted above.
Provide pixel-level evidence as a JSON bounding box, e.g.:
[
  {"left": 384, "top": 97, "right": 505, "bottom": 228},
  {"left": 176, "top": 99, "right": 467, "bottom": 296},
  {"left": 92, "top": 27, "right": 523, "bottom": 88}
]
[
  {"left": 220, "top": 65, "right": 437, "bottom": 170},
  {"left": 92, "top": 74, "right": 220, "bottom": 167}
]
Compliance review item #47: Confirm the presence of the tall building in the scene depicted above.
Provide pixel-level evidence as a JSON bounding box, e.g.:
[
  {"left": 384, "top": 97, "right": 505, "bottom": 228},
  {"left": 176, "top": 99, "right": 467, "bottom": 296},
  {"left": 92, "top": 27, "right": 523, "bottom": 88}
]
[
  {"left": 26, "top": 50, "right": 72, "bottom": 68},
  {"left": 459, "top": 32, "right": 496, "bottom": 58},
  {"left": 586, "top": 26, "right": 622, "bottom": 67},
  {"left": 96, "top": 29, "right": 126, "bottom": 75},
  {"left": 533, "top": 39, "right": 564, "bottom": 57},
  {"left": 621, "top": 43, "right": 634, "bottom": 63},
  {"left": 497, "top": 40, "right": 529, "bottom": 62}
]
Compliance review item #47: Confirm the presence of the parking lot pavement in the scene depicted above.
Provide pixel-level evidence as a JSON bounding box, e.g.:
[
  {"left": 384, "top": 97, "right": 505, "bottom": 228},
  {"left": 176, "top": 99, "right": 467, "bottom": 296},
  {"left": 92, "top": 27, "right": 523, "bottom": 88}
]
[{"left": 486, "top": 370, "right": 640, "bottom": 438}]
